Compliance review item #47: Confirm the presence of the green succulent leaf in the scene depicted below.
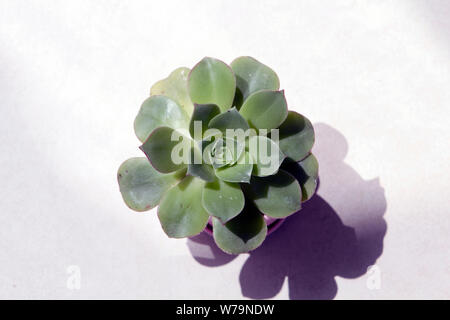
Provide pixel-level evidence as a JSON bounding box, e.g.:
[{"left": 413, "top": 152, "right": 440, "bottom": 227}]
[
  {"left": 140, "top": 126, "right": 191, "bottom": 173},
  {"left": 134, "top": 95, "right": 190, "bottom": 143},
  {"left": 298, "top": 153, "right": 319, "bottom": 178},
  {"left": 150, "top": 67, "right": 194, "bottom": 116},
  {"left": 187, "top": 146, "right": 216, "bottom": 182},
  {"left": 281, "top": 155, "right": 318, "bottom": 202},
  {"left": 120, "top": 56, "right": 319, "bottom": 255},
  {"left": 243, "top": 169, "right": 302, "bottom": 218},
  {"left": 189, "top": 104, "right": 221, "bottom": 139},
  {"left": 212, "top": 204, "right": 267, "bottom": 254},
  {"left": 214, "top": 151, "right": 253, "bottom": 183},
  {"left": 208, "top": 107, "right": 249, "bottom": 133},
  {"left": 202, "top": 179, "right": 245, "bottom": 223},
  {"left": 117, "top": 157, "right": 185, "bottom": 212},
  {"left": 278, "top": 111, "right": 314, "bottom": 161},
  {"left": 298, "top": 154, "right": 318, "bottom": 201},
  {"left": 158, "top": 176, "right": 209, "bottom": 238},
  {"left": 239, "top": 90, "right": 288, "bottom": 130},
  {"left": 247, "top": 135, "right": 285, "bottom": 177},
  {"left": 188, "top": 57, "right": 236, "bottom": 113},
  {"left": 300, "top": 176, "right": 317, "bottom": 202},
  {"left": 231, "top": 56, "right": 280, "bottom": 103}
]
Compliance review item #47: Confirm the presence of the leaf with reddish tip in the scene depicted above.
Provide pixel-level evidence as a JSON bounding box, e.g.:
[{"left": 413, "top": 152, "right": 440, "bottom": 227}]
[
  {"left": 134, "top": 95, "right": 189, "bottom": 143},
  {"left": 117, "top": 157, "right": 185, "bottom": 212},
  {"left": 140, "top": 126, "right": 191, "bottom": 173},
  {"left": 188, "top": 57, "right": 236, "bottom": 113},
  {"left": 231, "top": 56, "right": 280, "bottom": 103},
  {"left": 151, "top": 67, "right": 194, "bottom": 116}
]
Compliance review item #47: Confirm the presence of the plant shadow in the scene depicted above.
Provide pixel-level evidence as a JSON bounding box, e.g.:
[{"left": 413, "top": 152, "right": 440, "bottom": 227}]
[{"left": 187, "top": 123, "right": 387, "bottom": 299}]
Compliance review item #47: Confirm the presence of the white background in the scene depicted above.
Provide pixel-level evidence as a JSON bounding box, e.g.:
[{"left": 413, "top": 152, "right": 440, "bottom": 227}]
[{"left": 0, "top": 0, "right": 449, "bottom": 299}]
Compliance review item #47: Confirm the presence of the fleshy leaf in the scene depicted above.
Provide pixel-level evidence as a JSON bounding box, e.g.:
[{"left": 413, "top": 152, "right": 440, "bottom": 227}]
[
  {"left": 187, "top": 146, "right": 216, "bottom": 182},
  {"left": 281, "top": 154, "right": 318, "bottom": 202},
  {"left": 208, "top": 107, "right": 249, "bottom": 133},
  {"left": 231, "top": 56, "right": 280, "bottom": 103},
  {"left": 189, "top": 104, "right": 220, "bottom": 139},
  {"left": 278, "top": 111, "right": 314, "bottom": 161},
  {"left": 150, "top": 67, "right": 194, "bottom": 116},
  {"left": 243, "top": 169, "right": 302, "bottom": 218},
  {"left": 209, "top": 137, "right": 245, "bottom": 169},
  {"left": 202, "top": 179, "right": 245, "bottom": 223},
  {"left": 157, "top": 176, "right": 209, "bottom": 238},
  {"left": 247, "top": 135, "right": 285, "bottom": 177},
  {"left": 117, "top": 157, "right": 185, "bottom": 211},
  {"left": 214, "top": 151, "right": 253, "bottom": 183},
  {"left": 212, "top": 203, "right": 267, "bottom": 254},
  {"left": 140, "top": 126, "right": 191, "bottom": 173},
  {"left": 239, "top": 90, "right": 288, "bottom": 130},
  {"left": 134, "top": 95, "right": 189, "bottom": 143},
  {"left": 188, "top": 57, "right": 236, "bottom": 113},
  {"left": 298, "top": 153, "right": 319, "bottom": 178}
]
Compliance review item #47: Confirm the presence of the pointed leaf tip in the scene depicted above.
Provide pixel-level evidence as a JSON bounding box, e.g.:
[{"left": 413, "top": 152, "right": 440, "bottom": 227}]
[
  {"left": 188, "top": 57, "right": 236, "bottom": 113},
  {"left": 231, "top": 56, "right": 280, "bottom": 102},
  {"left": 150, "top": 67, "right": 194, "bottom": 116},
  {"left": 134, "top": 95, "right": 189, "bottom": 143},
  {"left": 117, "top": 157, "right": 184, "bottom": 212}
]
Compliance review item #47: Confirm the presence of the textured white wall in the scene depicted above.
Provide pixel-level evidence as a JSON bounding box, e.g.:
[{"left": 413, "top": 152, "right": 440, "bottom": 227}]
[{"left": 0, "top": 0, "right": 449, "bottom": 299}]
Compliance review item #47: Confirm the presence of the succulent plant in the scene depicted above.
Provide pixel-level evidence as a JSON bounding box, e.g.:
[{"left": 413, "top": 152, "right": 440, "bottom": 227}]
[{"left": 117, "top": 56, "right": 318, "bottom": 254}]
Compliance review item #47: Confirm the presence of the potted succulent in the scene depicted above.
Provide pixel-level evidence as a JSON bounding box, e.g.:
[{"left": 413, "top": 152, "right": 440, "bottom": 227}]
[{"left": 117, "top": 56, "right": 318, "bottom": 254}]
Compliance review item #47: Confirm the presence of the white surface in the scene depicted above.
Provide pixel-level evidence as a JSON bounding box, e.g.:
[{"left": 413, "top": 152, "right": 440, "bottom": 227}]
[{"left": 0, "top": 0, "right": 449, "bottom": 299}]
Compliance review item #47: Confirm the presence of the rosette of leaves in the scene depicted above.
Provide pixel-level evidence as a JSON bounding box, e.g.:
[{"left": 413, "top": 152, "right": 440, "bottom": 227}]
[{"left": 117, "top": 57, "right": 318, "bottom": 254}]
